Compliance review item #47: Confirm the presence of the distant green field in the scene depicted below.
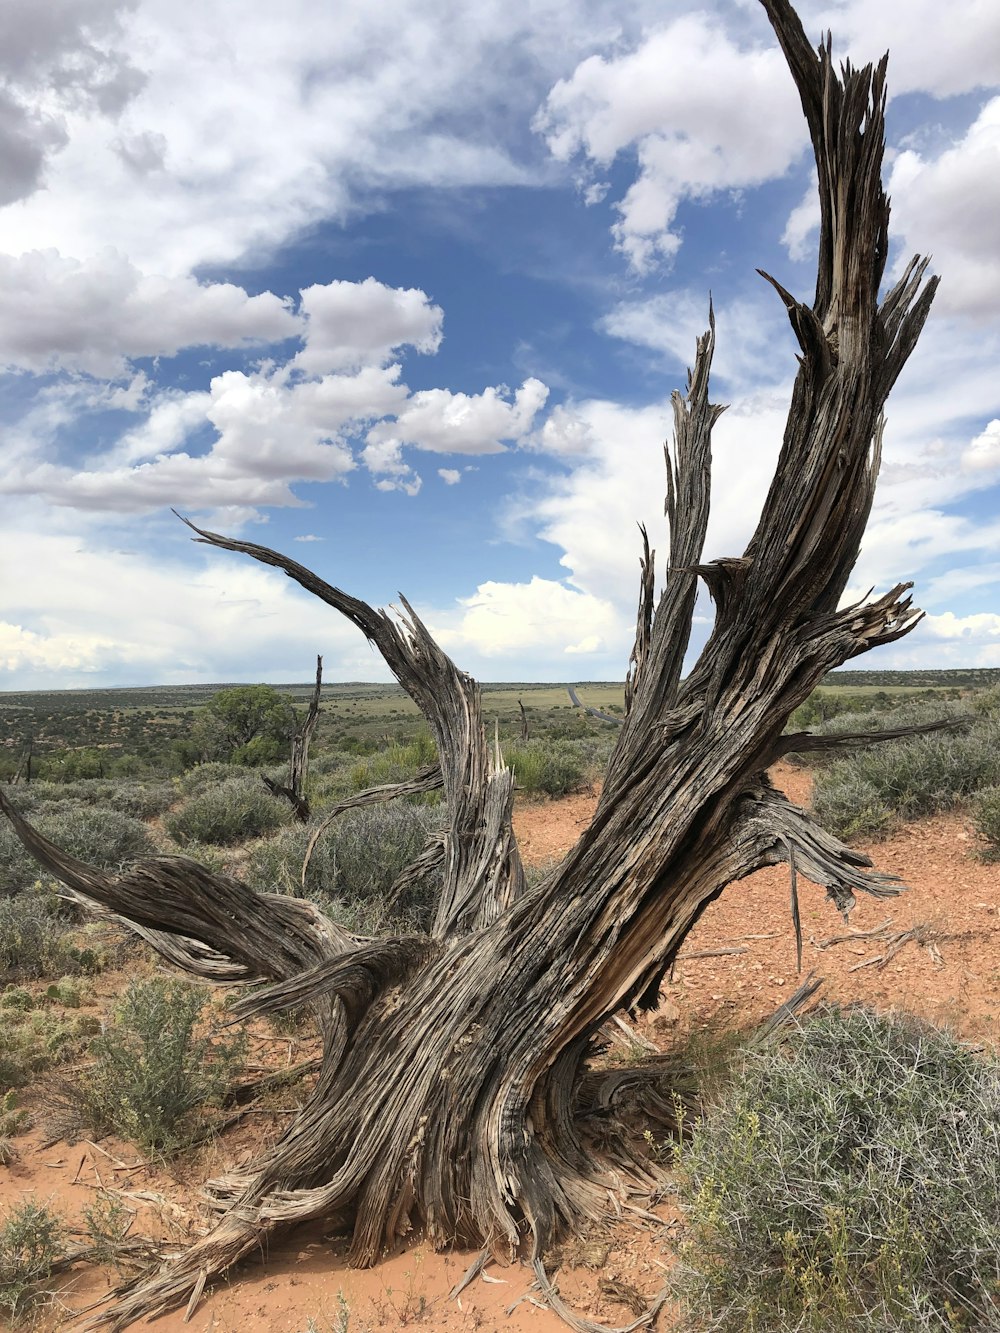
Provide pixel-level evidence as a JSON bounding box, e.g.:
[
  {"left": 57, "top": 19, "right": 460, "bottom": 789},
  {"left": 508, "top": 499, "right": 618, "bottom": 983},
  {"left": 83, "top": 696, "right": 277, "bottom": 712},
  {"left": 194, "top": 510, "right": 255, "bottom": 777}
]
[{"left": 0, "top": 671, "right": 993, "bottom": 781}]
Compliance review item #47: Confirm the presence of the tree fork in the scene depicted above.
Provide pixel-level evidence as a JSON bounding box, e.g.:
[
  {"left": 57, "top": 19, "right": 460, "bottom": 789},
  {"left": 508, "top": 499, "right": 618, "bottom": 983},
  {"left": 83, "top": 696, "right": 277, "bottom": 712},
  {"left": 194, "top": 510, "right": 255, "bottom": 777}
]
[
  {"left": 262, "top": 653, "right": 323, "bottom": 821},
  {"left": 0, "top": 1, "right": 940, "bottom": 1327}
]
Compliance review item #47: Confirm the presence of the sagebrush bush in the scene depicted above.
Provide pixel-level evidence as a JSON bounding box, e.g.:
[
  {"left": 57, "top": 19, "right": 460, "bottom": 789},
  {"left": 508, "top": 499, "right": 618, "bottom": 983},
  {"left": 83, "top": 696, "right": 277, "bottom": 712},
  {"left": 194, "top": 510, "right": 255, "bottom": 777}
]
[
  {"left": 6, "top": 778, "right": 175, "bottom": 820},
  {"left": 177, "top": 761, "right": 240, "bottom": 796},
  {"left": 969, "top": 684, "right": 1000, "bottom": 720},
  {"left": 0, "top": 893, "right": 84, "bottom": 979},
  {"left": 43, "top": 803, "right": 155, "bottom": 867},
  {"left": 673, "top": 1006, "right": 1000, "bottom": 1331},
  {"left": 811, "top": 713, "right": 1000, "bottom": 841},
  {"left": 68, "top": 977, "right": 245, "bottom": 1152},
  {"left": 0, "top": 1201, "right": 64, "bottom": 1319},
  {"left": 101, "top": 779, "right": 176, "bottom": 819},
  {"left": 345, "top": 733, "right": 439, "bottom": 795},
  {"left": 506, "top": 739, "right": 587, "bottom": 797},
  {"left": 0, "top": 1005, "right": 99, "bottom": 1091},
  {"left": 166, "top": 776, "right": 286, "bottom": 846},
  {"left": 244, "top": 803, "right": 442, "bottom": 932},
  {"left": 972, "top": 786, "right": 1000, "bottom": 861},
  {"left": 809, "top": 772, "right": 896, "bottom": 842}
]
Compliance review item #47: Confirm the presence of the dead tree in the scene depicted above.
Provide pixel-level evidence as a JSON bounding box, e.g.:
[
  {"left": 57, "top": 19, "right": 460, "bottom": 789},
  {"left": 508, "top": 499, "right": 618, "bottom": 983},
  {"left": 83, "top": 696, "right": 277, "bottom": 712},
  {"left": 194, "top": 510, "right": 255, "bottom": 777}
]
[
  {"left": 262, "top": 654, "right": 323, "bottom": 821},
  {"left": 0, "top": 2, "right": 940, "bottom": 1326}
]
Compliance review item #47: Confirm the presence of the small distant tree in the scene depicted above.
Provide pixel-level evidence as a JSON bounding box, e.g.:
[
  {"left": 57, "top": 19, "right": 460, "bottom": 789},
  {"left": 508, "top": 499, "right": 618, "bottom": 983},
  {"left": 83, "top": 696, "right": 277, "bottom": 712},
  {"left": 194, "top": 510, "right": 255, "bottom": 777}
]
[{"left": 191, "top": 684, "right": 297, "bottom": 766}]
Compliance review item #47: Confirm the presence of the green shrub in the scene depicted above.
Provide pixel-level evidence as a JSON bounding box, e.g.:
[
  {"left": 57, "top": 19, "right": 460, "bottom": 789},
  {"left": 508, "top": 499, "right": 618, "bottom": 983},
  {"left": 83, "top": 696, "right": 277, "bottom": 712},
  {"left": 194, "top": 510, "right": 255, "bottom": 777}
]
[
  {"left": 244, "top": 804, "right": 442, "bottom": 933},
  {"left": 0, "top": 1201, "right": 64, "bottom": 1319},
  {"left": 243, "top": 824, "right": 328, "bottom": 896},
  {"left": 101, "top": 780, "right": 176, "bottom": 819},
  {"left": 0, "top": 1090, "right": 29, "bottom": 1159},
  {"left": 42, "top": 804, "right": 155, "bottom": 867},
  {"left": 811, "top": 716, "right": 1000, "bottom": 841},
  {"left": 345, "top": 733, "right": 438, "bottom": 794},
  {"left": 43, "top": 976, "right": 86, "bottom": 1008},
  {"left": 309, "top": 748, "right": 363, "bottom": 777},
  {"left": 0, "top": 823, "right": 43, "bottom": 896},
  {"left": 0, "top": 894, "right": 81, "bottom": 979},
  {"left": 972, "top": 786, "right": 1000, "bottom": 861},
  {"left": 177, "top": 761, "right": 238, "bottom": 796},
  {"left": 165, "top": 776, "right": 286, "bottom": 846},
  {"left": 5, "top": 778, "right": 175, "bottom": 820},
  {"left": 506, "top": 739, "right": 587, "bottom": 797},
  {"left": 673, "top": 1006, "right": 1000, "bottom": 1331},
  {"left": 969, "top": 684, "right": 1000, "bottom": 719},
  {"left": 81, "top": 1191, "right": 134, "bottom": 1272},
  {"left": 810, "top": 772, "right": 895, "bottom": 842},
  {"left": 0, "top": 1007, "right": 99, "bottom": 1091},
  {"left": 69, "top": 977, "right": 245, "bottom": 1152}
]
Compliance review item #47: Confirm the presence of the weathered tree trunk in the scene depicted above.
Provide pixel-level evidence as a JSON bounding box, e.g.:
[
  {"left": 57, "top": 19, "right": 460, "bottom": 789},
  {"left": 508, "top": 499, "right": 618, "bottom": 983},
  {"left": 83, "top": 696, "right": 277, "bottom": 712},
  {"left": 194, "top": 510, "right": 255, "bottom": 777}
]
[
  {"left": 0, "top": 3, "right": 941, "bottom": 1328},
  {"left": 262, "top": 655, "right": 323, "bottom": 821}
]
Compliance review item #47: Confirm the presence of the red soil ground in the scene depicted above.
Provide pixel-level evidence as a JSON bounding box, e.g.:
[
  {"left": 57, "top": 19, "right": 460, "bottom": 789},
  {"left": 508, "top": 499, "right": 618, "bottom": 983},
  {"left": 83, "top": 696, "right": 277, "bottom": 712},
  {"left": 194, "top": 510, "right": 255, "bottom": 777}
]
[{"left": 5, "top": 762, "right": 998, "bottom": 1332}]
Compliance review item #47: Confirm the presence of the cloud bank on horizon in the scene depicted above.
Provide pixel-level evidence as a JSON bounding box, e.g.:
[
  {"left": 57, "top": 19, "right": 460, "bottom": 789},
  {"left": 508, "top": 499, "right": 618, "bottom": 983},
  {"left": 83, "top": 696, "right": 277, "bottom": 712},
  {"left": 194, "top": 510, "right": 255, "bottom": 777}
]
[{"left": 0, "top": 0, "right": 999, "bottom": 689}]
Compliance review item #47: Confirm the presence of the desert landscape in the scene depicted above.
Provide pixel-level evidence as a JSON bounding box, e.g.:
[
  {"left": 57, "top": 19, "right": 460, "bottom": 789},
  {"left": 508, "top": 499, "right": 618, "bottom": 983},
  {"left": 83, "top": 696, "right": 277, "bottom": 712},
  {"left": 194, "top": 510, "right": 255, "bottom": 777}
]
[{"left": 3, "top": 734, "right": 998, "bottom": 1332}]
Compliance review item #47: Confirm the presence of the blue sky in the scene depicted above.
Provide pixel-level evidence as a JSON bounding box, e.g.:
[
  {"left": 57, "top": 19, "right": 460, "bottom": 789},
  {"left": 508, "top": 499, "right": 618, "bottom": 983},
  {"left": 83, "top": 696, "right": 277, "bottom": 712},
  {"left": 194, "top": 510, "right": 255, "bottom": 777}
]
[{"left": 0, "top": 0, "right": 998, "bottom": 689}]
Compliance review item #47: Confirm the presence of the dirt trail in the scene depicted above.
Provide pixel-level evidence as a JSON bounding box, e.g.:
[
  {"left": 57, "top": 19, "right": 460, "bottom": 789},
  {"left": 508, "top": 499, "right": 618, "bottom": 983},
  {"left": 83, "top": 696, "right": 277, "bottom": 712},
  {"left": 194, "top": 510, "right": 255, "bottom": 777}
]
[{"left": 5, "top": 762, "right": 999, "bottom": 1332}]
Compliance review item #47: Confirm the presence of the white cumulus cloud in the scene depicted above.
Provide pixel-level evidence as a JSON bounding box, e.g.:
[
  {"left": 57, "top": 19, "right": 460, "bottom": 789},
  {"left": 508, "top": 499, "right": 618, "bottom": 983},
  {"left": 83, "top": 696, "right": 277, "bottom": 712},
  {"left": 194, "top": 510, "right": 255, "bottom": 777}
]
[
  {"left": 0, "top": 249, "right": 300, "bottom": 375},
  {"left": 368, "top": 378, "right": 548, "bottom": 457},
  {"left": 536, "top": 14, "right": 805, "bottom": 271},
  {"left": 888, "top": 98, "right": 1000, "bottom": 318},
  {"left": 435, "top": 575, "right": 621, "bottom": 661},
  {"left": 295, "top": 277, "right": 443, "bottom": 375}
]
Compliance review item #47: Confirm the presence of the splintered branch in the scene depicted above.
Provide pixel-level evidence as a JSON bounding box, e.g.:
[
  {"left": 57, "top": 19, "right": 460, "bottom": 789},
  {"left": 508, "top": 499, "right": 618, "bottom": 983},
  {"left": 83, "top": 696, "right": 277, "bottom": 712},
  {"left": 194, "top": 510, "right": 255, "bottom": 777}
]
[
  {"left": 180, "top": 515, "right": 525, "bottom": 936},
  {"left": 264, "top": 654, "right": 324, "bottom": 821},
  {"left": 617, "top": 309, "right": 722, "bottom": 748},
  {"left": 227, "top": 937, "right": 434, "bottom": 1026},
  {"left": 776, "top": 715, "right": 963, "bottom": 760}
]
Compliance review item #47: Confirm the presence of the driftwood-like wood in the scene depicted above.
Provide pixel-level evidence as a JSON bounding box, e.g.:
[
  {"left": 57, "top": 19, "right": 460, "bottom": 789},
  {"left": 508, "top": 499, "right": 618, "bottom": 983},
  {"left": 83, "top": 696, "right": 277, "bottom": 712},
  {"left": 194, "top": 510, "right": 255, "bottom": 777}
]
[
  {"left": 0, "top": 3, "right": 941, "bottom": 1328},
  {"left": 262, "top": 654, "right": 323, "bottom": 821}
]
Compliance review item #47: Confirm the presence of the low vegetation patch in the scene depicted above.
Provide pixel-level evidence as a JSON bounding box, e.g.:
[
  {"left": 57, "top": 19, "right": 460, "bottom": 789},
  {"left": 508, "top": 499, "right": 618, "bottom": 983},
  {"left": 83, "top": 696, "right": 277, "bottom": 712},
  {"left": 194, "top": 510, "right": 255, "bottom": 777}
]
[
  {"left": 0, "top": 1002, "right": 100, "bottom": 1092},
  {"left": 971, "top": 786, "right": 1000, "bottom": 861},
  {"left": 808, "top": 697, "right": 1000, "bottom": 841},
  {"left": 506, "top": 738, "right": 589, "bottom": 797},
  {"left": 673, "top": 1006, "right": 1000, "bottom": 1331},
  {"left": 8, "top": 777, "right": 175, "bottom": 820},
  {"left": 63, "top": 976, "right": 245, "bottom": 1153},
  {"left": 0, "top": 893, "right": 80, "bottom": 978},
  {"left": 165, "top": 775, "right": 286, "bottom": 846},
  {"left": 0, "top": 1201, "right": 64, "bottom": 1321},
  {"left": 0, "top": 804, "right": 155, "bottom": 896},
  {"left": 244, "top": 802, "right": 443, "bottom": 933}
]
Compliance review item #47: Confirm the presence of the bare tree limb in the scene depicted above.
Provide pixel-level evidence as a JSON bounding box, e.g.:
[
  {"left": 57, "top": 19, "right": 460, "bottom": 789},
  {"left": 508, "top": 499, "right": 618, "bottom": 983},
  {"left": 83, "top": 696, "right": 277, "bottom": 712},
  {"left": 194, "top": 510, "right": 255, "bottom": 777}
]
[{"left": 264, "top": 655, "right": 323, "bottom": 821}]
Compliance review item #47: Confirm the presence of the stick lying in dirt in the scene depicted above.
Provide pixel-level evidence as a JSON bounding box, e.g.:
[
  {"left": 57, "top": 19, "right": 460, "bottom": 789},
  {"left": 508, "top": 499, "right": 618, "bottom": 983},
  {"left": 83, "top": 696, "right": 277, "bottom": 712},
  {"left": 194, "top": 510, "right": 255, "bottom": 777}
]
[
  {"left": 847, "top": 923, "right": 946, "bottom": 971},
  {"left": 814, "top": 916, "right": 894, "bottom": 949}
]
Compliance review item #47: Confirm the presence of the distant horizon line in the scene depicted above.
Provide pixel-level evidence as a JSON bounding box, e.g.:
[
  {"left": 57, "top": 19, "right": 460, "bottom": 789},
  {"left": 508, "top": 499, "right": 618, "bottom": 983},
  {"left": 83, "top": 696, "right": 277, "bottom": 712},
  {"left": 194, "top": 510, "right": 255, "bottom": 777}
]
[{"left": 2, "top": 666, "right": 997, "bottom": 699}]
